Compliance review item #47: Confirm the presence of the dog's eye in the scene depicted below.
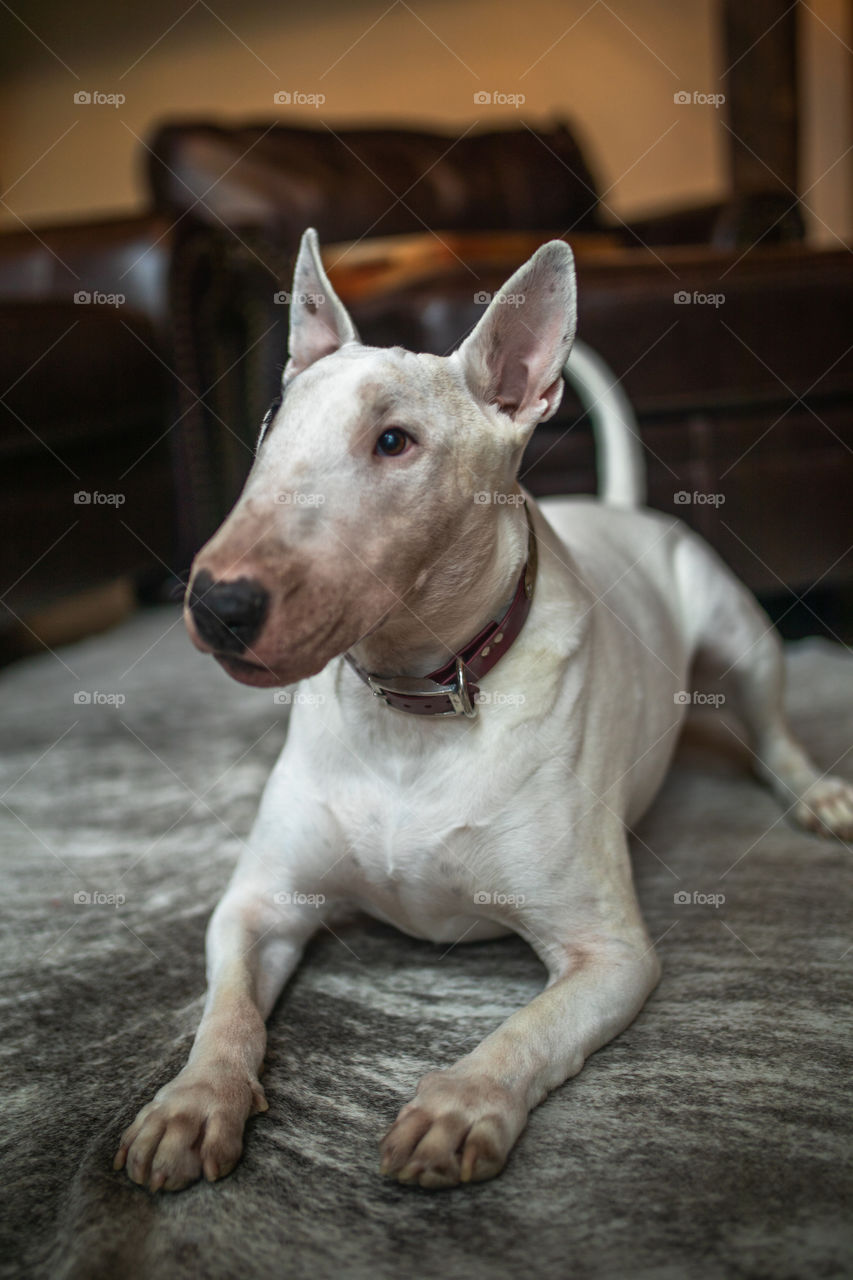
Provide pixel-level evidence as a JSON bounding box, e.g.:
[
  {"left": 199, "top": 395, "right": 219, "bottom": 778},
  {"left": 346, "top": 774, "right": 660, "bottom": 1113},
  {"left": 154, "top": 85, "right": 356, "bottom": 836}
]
[{"left": 374, "top": 428, "right": 411, "bottom": 457}]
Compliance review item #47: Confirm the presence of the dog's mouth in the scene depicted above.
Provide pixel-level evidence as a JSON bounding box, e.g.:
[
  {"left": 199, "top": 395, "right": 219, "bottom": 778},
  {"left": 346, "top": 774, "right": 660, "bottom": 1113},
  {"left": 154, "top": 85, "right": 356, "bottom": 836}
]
[
  {"left": 212, "top": 652, "right": 284, "bottom": 688},
  {"left": 207, "top": 608, "right": 355, "bottom": 688}
]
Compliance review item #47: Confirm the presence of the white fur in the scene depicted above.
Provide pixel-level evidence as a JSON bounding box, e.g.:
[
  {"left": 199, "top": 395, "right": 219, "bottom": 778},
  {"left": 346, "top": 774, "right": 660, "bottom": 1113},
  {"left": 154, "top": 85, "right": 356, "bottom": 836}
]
[{"left": 116, "top": 232, "right": 853, "bottom": 1194}]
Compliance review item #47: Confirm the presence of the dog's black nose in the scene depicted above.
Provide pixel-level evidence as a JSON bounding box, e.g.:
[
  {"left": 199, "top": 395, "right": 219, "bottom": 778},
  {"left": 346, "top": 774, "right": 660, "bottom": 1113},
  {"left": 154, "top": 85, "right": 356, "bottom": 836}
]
[{"left": 189, "top": 570, "right": 270, "bottom": 653}]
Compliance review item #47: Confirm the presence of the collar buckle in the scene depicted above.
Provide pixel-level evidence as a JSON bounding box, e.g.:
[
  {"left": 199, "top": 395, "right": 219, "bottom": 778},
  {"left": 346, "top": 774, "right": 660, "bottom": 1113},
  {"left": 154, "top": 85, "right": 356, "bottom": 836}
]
[
  {"left": 446, "top": 657, "right": 477, "bottom": 718},
  {"left": 365, "top": 660, "right": 477, "bottom": 718}
]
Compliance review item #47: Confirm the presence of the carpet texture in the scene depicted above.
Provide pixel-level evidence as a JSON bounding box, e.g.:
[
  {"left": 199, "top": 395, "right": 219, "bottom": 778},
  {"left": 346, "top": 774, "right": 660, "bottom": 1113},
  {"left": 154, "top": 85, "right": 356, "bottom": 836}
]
[{"left": 1, "top": 606, "right": 851, "bottom": 1280}]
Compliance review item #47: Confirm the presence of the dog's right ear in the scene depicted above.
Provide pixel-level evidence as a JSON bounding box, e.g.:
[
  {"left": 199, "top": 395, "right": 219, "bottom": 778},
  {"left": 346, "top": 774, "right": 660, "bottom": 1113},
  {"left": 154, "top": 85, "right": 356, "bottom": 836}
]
[{"left": 284, "top": 228, "right": 360, "bottom": 382}]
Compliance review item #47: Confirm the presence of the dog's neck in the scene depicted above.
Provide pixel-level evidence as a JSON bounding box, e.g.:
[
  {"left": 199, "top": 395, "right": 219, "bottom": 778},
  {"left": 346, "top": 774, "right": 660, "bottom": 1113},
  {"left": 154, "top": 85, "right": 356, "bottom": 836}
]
[{"left": 347, "top": 503, "right": 530, "bottom": 679}]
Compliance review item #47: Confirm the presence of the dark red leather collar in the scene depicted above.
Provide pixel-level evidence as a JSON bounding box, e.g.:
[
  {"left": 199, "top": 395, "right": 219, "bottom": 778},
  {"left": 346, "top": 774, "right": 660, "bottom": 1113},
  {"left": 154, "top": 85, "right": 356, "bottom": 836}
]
[{"left": 344, "top": 499, "right": 537, "bottom": 717}]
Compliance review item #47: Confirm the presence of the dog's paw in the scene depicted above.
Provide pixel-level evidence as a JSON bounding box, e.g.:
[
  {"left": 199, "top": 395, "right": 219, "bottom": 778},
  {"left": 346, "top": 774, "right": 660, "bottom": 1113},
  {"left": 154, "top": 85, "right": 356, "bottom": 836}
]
[
  {"left": 379, "top": 1067, "right": 525, "bottom": 1189},
  {"left": 113, "top": 1065, "right": 267, "bottom": 1192},
  {"left": 794, "top": 775, "right": 853, "bottom": 841}
]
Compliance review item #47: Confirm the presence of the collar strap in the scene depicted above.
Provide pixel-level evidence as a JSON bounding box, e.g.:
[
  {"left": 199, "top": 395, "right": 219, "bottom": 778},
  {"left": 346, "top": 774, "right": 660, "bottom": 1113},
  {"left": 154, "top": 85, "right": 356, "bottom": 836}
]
[{"left": 344, "top": 498, "right": 538, "bottom": 718}]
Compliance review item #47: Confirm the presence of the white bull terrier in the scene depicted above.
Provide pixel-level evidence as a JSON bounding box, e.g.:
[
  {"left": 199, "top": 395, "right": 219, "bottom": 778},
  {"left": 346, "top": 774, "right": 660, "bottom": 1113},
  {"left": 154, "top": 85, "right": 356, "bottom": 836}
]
[{"left": 115, "top": 230, "right": 853, "bottom": 1192}]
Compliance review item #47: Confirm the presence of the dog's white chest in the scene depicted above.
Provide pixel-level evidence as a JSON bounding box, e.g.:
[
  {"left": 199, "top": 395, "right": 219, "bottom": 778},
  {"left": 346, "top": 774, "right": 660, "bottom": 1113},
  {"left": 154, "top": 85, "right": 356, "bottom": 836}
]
[{"left": 336, "top": 796, "right": 513, "bottom": 943}]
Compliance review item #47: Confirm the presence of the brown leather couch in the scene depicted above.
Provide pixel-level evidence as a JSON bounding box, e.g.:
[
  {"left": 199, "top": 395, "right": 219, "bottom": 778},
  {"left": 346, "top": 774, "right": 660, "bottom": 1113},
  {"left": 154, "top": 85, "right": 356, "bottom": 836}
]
[
  {"left": 146, "top": 120, "right": 850, "bottom": 620},
  {"left": 0, "top": 215, "right": 179, "bottom": 621},
  {"left": 3, "top": 118, "right": 849, "bottom": 636}
]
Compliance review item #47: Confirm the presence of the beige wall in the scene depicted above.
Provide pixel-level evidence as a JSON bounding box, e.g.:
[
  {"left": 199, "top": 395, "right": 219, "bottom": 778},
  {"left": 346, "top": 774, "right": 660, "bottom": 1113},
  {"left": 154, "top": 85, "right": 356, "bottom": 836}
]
[
  {"left": 800, "top": 0, "right": 853, "bottom": 245},
  {"left": 0, "top": 0, "right": 849, "bottom": 240}
]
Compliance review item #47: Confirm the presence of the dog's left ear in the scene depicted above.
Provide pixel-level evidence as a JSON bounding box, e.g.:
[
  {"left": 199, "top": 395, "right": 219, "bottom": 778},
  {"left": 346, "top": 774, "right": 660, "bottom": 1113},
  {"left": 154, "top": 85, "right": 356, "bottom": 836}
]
[
  {"left": 284, "top": 228, "right": 360, "bottom": 382},
  {"left": 456, "top": 240, "right": 577, "bottom": 432}
]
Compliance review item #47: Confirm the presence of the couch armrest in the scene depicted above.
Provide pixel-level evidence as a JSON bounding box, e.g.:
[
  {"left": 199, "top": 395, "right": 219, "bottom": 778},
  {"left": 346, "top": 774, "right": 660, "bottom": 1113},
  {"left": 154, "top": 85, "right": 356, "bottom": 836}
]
[{"left": 0, "top": 213, "right": 175, "bottom": 337}]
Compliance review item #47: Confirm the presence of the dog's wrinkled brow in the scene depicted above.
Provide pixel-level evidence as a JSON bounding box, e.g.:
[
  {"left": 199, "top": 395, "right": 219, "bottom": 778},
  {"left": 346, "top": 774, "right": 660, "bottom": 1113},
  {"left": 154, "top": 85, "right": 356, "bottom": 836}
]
[{"left": 360, "top": 394, "right": 397, "bottom": 422}]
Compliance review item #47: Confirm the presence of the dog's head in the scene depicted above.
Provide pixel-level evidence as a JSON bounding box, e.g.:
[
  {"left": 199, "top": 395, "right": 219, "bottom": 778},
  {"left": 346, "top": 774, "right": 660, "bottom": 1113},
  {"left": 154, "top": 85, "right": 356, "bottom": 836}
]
[{"left": 185, "top": 229, "right": 576, "bottom": 686}]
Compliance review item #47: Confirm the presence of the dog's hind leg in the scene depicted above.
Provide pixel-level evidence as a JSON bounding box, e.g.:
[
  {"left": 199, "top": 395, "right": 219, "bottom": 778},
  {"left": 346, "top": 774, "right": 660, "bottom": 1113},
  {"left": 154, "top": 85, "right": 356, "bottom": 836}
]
[{"left": 678, "top": 533, "right": 853, "bottom": 840}]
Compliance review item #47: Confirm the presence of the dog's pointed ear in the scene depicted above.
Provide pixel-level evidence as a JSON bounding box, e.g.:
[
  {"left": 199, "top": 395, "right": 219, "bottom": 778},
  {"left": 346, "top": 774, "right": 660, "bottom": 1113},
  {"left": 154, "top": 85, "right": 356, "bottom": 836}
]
[
  {"left": 284, "top": 228, "right": 360, "bottom": 382},
  {"left": 456, "top": 240, "right": 577, "bottom": 431}
]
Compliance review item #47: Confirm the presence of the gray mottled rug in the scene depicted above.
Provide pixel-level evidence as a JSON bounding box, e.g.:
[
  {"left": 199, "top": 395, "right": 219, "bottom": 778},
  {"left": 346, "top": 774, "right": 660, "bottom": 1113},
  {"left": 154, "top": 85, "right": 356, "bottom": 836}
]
[{"left": 1, "top": 606, "right": 851, "bottom": 1280}]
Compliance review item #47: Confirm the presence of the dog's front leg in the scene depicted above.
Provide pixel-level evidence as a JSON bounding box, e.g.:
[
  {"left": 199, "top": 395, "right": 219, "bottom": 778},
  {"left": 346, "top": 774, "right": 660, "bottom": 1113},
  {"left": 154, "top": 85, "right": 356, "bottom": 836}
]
[
  {"left": 114, "top": 887, "right": 322, "bottom": 1191},
  {"left": 380, "top": 909, "right": 660, "bottom": 1189}
]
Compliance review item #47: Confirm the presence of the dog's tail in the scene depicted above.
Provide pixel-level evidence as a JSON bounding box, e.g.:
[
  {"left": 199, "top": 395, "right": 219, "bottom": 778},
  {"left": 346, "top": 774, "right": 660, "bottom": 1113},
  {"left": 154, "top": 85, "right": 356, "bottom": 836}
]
[{"left": 563, "top": 340, "right": 646, "bottom": 508}]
